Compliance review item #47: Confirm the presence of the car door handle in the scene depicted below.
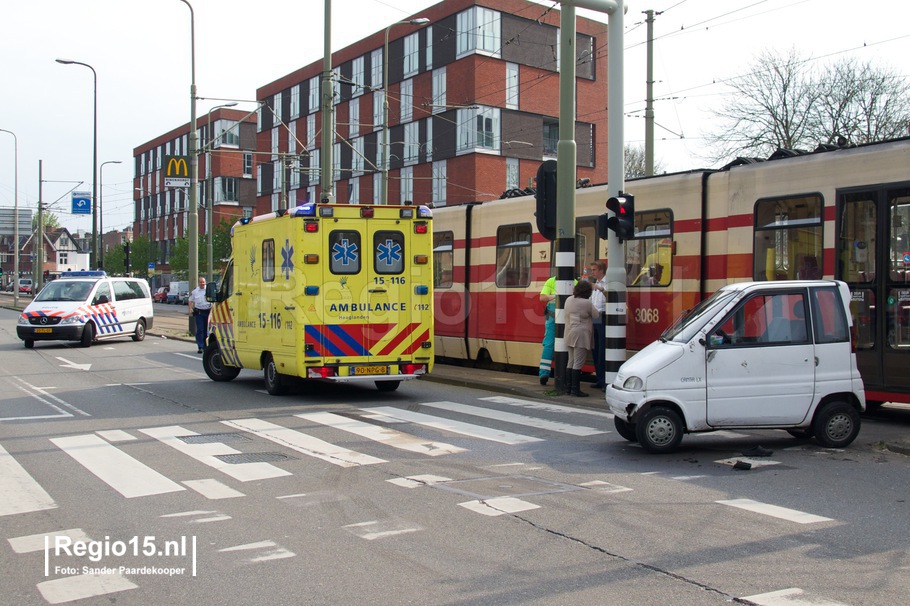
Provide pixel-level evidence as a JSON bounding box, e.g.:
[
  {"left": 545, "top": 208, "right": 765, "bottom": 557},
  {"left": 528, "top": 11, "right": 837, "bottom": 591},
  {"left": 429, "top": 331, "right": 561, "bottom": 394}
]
[{"left": 285, "top": 305, "right": 295, "bottom": 310}]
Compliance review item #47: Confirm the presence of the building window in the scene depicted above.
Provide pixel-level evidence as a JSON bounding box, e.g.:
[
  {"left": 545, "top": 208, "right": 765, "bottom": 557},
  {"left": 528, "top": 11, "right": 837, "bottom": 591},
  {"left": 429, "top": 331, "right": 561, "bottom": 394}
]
[
  {"left": 432, "top": 160, "right": 446, "bottom": 207},
  {"left": 373, "top": 90, "right": 384, "bottom": 132},
  {"left": 400, "top": 166, "right": 413, "bottom": 204},
  {"left": 287, "top": 121, "right": 296, "bottom": 154},
  {"left": 431, "top": 68, "right": 446, "bottom": 114},
  {"left": 244, "top": 153, "right": 253, "bottom": 177},
  {"left": 309, "top": 149, "right": 320, "bottom": 181},
  {"left": 273, "top": 91, "right": 283, "bottom": 123},
  {"left": 290, "top": 84, "right": 300, "bottom": 119},
  {"left": 426, "top": 26, "right": 433, "bottom": 70},
  {"left": 348, "top": 178, "right": 360, "bottom": 204},
  {"left": 307, "top": 114, "right": 316, "bottom": 150},
  {"left": 425, "top": 118, "right": 433, "bottom": 162},
  {"left": 403, "top": 32, "right": 420, "bottom": 77},
  {"left": 543, "top": 119, "right": 559, "bottom": 157},
  {"left": 216, "top": 177, "right": 239, "bottom": 203},
  {"left": 404, "top": 123, "right": 419, "bottom": 165},
  {"left": 349, "top": 97, "right": 360, "bottom": 138},
  {"left": 308, "top": 75, "right": 320, "bottom": 113},
  {"left": 370, "top": 48, "right": 382, "bottom": 90},
  {"left": 352, "top": 56, "right": 365, "bottom": 97},
  {"left": 215, "top": 120, "right": 240, "bottom": 147},
  {"left": 506, "top": 63, "right": 519, "bottom": 109},
  {"left": 457, "top": 6, "right": 501, "bottom": 57},
  {"left": 242, "top": 207, "right": 253, "bottom": 220},
  {"left": 273, "top": 160, "right": 281, "bottom": 191},
  {"left": 271, "top": 127, "right": 279, "bottom": 155},
  {"left": 352, "top": 137, "right": 365, "bottom": 174},
  {"left": 506, "top": 157, "right": 519, "bottom": 190},
  {"left": 333, "top": 142, "right": 341, "bottom": 182},
  {"left": 373, "top": 173, "right": 382, "bottom": 204},
  {"left": 457, "top": 106, "right": 500, "bottom": 153},
  {"left": 400, "top": 79, "right": 413, "bottom": 123}
]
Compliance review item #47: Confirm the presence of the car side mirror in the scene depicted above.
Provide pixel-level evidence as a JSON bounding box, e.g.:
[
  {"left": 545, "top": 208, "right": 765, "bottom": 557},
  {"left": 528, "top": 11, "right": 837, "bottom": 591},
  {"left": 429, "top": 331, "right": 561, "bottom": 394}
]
[{"left": 205, "top": 282, "right": 221, "bottom": 303}]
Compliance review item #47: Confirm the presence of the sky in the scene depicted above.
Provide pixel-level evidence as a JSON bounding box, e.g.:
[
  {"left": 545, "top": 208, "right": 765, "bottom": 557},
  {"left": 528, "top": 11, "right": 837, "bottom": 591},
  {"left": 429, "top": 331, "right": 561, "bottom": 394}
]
[{"left": 1, "top": 0, "right": 909, "bottom": 235}]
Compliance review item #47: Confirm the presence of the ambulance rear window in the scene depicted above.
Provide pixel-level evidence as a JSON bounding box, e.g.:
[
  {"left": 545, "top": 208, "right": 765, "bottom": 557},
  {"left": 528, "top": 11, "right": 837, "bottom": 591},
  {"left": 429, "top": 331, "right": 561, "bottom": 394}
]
[
  {"left": 330, "top": 230, "right": 361, "bottom": 275},
  {"left": 374, "top": 231, "right": 405, "bottom": 274}
]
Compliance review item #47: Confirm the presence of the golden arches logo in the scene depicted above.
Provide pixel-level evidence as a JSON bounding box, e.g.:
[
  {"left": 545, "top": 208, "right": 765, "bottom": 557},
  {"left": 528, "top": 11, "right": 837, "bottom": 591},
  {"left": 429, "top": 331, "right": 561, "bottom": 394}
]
[{"left": 166, "top": 156, "right": 189, "bottom": 177}]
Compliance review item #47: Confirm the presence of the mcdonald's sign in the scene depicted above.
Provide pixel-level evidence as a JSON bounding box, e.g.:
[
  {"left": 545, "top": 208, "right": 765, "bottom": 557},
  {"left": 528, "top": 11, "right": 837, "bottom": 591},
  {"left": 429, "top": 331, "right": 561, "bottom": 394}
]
[{"left": 164, "top": 155, "right": 191, "bottom": 188}]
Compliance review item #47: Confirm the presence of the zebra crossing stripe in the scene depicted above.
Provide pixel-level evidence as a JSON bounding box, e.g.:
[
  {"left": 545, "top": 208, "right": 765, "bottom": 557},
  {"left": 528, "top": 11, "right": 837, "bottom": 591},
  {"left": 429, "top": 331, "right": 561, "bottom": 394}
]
[
  {"left": 364, "top": 407, "right": 543, "bottom": 445},
  {"left": 0, "top": 444, "right": 57, "bottom": 516},
  {"left": 420, "top": 401, "right": 605, "bottom": 436},
  {"left": 742, "top": 587, "right": 850, "bottom": 606},
  {"left": 459, "top": 497, "right": 540, "bottom": 516},
  {"left": 50, "top": 435, "right": 185, "bottom": 498},
  {"left": 140, "top": 426, "right": 292, "bottom": 482},
  {"left": 298, "top": 411, "right": 466, "bottom": 456},
  {"left": 222, "top": 418, "right": 387, "bottom": 467},
  {"left": 717, "top": 499, "right": 833, "bottom": 524}
]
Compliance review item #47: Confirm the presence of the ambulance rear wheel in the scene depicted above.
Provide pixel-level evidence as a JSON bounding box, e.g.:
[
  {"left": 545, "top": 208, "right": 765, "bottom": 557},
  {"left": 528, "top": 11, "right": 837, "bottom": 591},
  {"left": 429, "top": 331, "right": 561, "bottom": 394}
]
[
  {"left": 263, "top": 355, "right": 287, "bottom": 395},
  {"left": 203, "top": 343, "right": 240, "bottom": 382},
  {"left": 375, "top": 380, "right": 400, "bottom": 392}
]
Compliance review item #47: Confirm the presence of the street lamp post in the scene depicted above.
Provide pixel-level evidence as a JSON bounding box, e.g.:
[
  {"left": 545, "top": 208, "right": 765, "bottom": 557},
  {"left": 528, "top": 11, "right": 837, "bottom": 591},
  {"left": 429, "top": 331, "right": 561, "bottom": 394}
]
[
  {"left": 99, "top": 160, "right": 122, "bottom": 270},
  {"left": 55, "top": 58, "right": 98, "bottom": 269},
  {"left": 381, "top": 18, "right": 429, "bottom": 205},
  {"left": 0, "top": 128, "right": 19, "bottom": 306},
  {"left": 205, "top": 102, "right": 237, "bottom": 282},
  {"left": 178, "top": 0, "right": 199, "bottom": 295}
]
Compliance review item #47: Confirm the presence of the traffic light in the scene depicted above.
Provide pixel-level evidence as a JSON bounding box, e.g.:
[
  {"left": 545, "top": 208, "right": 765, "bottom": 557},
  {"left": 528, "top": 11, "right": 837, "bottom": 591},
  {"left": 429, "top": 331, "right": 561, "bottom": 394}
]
[
  {"left": 605, "top": 192, "right": 635, "bottom": 241},
  {"left": 534, "top": 160, "right": 557, "bottom": 241}
]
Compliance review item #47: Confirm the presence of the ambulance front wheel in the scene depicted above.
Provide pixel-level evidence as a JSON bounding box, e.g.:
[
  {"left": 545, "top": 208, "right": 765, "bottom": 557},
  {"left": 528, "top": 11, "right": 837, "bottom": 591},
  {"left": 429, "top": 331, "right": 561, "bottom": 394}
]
[
  {"left": 203, "top": 343, "right": 241, "bottom": 382},
  {"left": 263, "top": 354, "right": 288, "bottom": 395},
  {"left": 375, "top": 380, "right": 401, "bottom": 392}
]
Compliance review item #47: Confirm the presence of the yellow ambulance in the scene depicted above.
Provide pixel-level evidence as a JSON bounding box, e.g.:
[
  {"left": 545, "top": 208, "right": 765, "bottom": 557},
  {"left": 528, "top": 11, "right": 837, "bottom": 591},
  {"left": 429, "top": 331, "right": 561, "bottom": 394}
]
[{"left": 202, "top": 202, "right": 434, "bottom": 394}]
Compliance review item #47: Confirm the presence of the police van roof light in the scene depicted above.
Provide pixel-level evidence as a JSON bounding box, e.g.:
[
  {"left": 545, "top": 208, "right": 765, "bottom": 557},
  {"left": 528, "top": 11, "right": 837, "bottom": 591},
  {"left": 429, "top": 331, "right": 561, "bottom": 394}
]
[{"left": 61, "top": 270, "right": 106, "bottom": 278}]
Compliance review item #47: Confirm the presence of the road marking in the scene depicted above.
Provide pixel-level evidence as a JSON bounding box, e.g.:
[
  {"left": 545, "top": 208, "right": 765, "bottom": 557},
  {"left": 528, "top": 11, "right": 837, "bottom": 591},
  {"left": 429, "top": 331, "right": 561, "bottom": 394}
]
[
  {"left": 742, "top": 587, "right": 850, "bottom": 605},
  {"left": 579, "top": 480, "right": 633, "bottom": 493},
  {"left": 387, "top": 474, "right": 453, "bottom": 488},
  {"left": 161, "top": 510, "right": 232, "bottom": 523},
  {"left": 0, "top": 444, "right": 58, "bottom": 516},
  {"left": 95, "top": 430, "right": 136, "bottom": 442},
  {"left": 481, "top": 396, "right": 614, "bottom": 418},
  {"left": 717, "top": 499, "right": 833, "bottom": 524},
  {"left": 38, "top": 572, "right": 138, "bottom": 604},
  {"left": 459, "top": 497, "right": 540, "bottom": 516},
  {"left": 183, "top": 479, "right": 245, "bottom": 499},
  {"left": 364, "top": 406, "right": 543, "bottom": 445},
  {"left": 343, "top": 520, "right": 422, "bottom": 541},
  {"left": 55, "top": 356, "right": 92, "bottom": 371},
  {"left": 224, "top": 418, "right": 386, "bottom": 467},
  {"left": 8, "top": 529, "right": 91, "bottom": 554},
  {"left": 50, "top": 434, "right": 185, "bottom": 498},
  {"left": 421, "top": 401, "right": 605, "bottom": 436},
  {"left": 298, "top": 411, "right": 466, "bottom": 456},
  {"left": 140, "top": 425, "right": 292, "bottom": 482},
  {"left": 1, "top": 377, "right": 90, "bottom": 421},
  {"left": 218, "top": 540, "right": 295, "bottom": 562}
]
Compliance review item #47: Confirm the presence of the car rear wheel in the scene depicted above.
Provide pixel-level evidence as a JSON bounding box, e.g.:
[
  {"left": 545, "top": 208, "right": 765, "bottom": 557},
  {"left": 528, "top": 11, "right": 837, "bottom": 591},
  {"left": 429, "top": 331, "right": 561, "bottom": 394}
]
[
  {"left": 263, "top": 354, "right": 287, "bottom": 395},
  {"left": 131, "top": 319, "right": 146, "bottom": 342},
  {"left": 635, "top": 407, "right": 684, "bottom": 454},
  {"left": 613, "top": 416, "right": 638, "bottom": 442},
  {"left": 80, "top": 323, "right": 94, "bottom": 348},
  {"left": 813, "top": 401, "right": 861, "bottom": 448}
]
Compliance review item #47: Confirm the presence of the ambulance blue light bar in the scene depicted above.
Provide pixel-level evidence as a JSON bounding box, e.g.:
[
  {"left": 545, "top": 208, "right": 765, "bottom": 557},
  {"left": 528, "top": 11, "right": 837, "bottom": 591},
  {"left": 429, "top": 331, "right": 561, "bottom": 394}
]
[
  {"left": 290, "top": 204, "right": 317, "bottom": 217},
  {"left": 417, "top": 205, "right": 433, "bottom": 218}
]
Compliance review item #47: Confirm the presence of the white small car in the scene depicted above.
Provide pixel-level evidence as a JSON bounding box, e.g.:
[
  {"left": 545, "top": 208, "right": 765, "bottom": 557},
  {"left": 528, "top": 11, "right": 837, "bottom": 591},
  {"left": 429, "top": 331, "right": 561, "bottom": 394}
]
[
  {"left": 17, "top": 271, "right": 154, "bottom": 348},
  {"left": 607, "top": 280, "right": 865, "bottom": 453}
]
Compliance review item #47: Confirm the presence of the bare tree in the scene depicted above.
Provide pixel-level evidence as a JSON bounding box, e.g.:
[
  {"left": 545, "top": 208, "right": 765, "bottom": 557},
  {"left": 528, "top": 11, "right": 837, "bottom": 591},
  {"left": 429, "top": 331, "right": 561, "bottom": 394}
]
[
  {"left": 706, "top": 49, "right": 910, "bottom": 161},
  {"left": 624, "top": 144, "right": 664, "bottom": 178}
]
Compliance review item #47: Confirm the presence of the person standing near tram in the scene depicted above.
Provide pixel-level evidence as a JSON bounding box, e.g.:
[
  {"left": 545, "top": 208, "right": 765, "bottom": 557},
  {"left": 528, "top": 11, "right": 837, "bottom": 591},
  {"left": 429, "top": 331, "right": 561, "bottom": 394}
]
[
  {"left": 589, "top": 260, "right": 607, "bottom": 390},
  {"left": 538, "top": 276, "right": 557, "bottom": 385}
]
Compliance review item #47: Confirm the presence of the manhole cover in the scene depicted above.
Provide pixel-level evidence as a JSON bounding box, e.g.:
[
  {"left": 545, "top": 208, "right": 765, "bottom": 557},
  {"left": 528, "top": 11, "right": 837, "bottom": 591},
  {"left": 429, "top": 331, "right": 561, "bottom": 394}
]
[
  {"left": 433, "top": 475, "right": 581, "bottom": 499},
  {"left": 178, "top": 433, "right": 251, "bottom": 444},
  {"left": 214, "top": 452, "right": 292, "bottom": 464}
]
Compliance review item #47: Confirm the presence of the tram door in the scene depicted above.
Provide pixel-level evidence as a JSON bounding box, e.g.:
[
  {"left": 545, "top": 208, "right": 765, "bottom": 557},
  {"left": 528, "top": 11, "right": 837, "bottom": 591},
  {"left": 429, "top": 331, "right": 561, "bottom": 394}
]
[{"left": 836, "top": 184, "right": 910, "bottom": 399}]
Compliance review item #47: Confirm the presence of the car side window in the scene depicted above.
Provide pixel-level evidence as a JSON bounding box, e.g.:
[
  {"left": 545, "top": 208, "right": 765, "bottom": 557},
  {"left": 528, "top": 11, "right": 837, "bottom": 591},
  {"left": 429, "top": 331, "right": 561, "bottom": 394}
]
[
  {"left": 812, "top": 287, "right": 849, "bottom": 343},
  {"left": 93, "top": 283, "right": 112, "bottom": 305},
  {"left": 709, "top": 292, "right": 809, "bottom": 347}
]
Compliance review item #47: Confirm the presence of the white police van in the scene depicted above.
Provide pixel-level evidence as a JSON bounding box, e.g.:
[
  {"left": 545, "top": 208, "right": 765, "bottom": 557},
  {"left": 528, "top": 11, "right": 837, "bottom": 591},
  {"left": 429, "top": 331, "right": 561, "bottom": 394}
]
[
  {"left": 607, "top": 280, "right": 865, "bottom": 453},
  {"left": 17, "top": 271, "right": 154, "bottom": 348}
]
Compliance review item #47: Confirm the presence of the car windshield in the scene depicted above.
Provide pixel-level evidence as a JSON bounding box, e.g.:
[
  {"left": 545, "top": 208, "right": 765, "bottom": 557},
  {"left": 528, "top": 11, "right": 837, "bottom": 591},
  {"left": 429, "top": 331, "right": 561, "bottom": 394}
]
[
  {"left": 34, "top": 281, "right": 93, "bottom": 302},
  {"left": 661, "top": 288, "right": 739, "bottom": 343}
]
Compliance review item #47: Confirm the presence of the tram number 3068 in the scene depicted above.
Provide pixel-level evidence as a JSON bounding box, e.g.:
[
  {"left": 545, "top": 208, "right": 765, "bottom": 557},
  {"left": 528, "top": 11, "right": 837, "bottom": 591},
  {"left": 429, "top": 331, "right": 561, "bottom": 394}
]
[{"left": 634, "top": 308, "right": 661, "bottom": 324}]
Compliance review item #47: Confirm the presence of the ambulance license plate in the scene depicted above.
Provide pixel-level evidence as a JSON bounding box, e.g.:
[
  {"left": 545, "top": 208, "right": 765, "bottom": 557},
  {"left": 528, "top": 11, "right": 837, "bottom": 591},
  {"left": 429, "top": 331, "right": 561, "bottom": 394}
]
[
  {"left": 354, "top": 366, "right": 388, "bottom": 376},
  {"left": 35, "top": 328, "right": 52, "bottom": 334}
]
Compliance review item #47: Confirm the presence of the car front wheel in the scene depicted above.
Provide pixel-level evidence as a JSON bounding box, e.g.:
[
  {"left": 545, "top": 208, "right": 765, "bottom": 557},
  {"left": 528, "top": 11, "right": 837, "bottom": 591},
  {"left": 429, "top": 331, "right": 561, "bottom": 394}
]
[
  {"left": 613, "top": 416, "right": 638, "bottom": 442},
  {"left": 635, "top": 407, "right": 684, "bottom": 454}
]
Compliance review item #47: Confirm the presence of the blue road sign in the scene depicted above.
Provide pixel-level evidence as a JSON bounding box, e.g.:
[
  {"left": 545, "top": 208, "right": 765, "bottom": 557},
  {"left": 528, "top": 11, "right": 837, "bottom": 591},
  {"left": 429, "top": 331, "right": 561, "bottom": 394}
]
[{"left": 72, "top": 192, "right": 92, "bottom": 215}]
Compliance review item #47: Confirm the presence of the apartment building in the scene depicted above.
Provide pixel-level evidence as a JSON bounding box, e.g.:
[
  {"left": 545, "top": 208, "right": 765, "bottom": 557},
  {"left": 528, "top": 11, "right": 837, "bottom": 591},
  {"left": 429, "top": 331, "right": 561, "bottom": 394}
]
[
  {"left": 255, "top": 0, "right": 608, "bottom": 211},
  {"left": 131, "top": 108, "right": 258, "bottom": 270}
]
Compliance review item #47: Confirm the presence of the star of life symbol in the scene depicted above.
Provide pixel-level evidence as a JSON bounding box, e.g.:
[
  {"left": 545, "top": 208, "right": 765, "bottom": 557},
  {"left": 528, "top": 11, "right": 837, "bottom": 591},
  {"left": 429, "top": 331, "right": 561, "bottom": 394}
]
[
  {"left": 332, "top": 238, "right": 358, "bottom": 266},
  {"left": 377, "top": 239, "right": 402, "bottom": 266},
  {"left": 281, "top": 239, "right": 294, "bottom": 280}
]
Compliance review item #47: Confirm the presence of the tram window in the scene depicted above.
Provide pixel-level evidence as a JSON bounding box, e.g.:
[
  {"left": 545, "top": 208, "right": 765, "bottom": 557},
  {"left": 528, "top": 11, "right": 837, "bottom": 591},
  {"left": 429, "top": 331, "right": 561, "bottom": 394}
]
[
  {"left": 887, "top": 189, "right": 910, "bottom": 284},
  {"left": 434, "top": 231, "right": 454, "bottom": 288},
  {"left": 495, "top": 223, "right": 532, "bottom": 287},
  {"left": 374, "top": 231, "right": 405, "bottom": 274},
  {"left": 753, "top": 195, "right": 822, "bottom": 281},
  {"left": 887, "top": 288, "right": 910, "bottom": 349},
  {"left": 329, "top": 230, "right": 361, "bottom": 275},
  {"left": 628, "top": 210, "right": 673, "bottom": 287},
  {"left": 849, "top": 290, "right": 876, "bottom": 349},
  {"left": 262, "top": 239, "right": 276, "bottom": 282},
  {"left": 837, "top": 193, "right": 877, "bottom": 283}
]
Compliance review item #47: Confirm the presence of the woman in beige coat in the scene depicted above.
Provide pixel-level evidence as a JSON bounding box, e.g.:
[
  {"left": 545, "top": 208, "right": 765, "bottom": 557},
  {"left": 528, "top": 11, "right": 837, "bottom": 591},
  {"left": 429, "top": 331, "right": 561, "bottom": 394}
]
[{"left": 563, "top": 279, "right": 595, "bottom": 397}]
